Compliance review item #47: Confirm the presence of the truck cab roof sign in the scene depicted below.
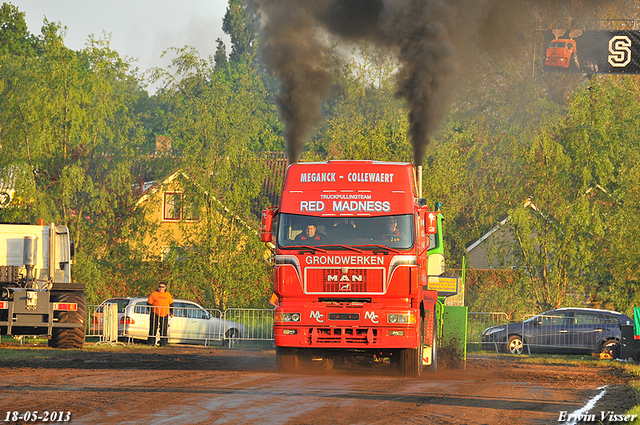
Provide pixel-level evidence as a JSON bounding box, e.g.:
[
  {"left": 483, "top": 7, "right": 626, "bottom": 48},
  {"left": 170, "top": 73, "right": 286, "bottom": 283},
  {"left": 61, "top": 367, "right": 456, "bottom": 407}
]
[
  {"left": 281, "top": 162, "right": 416, "bottom": 215},
  {"left": 299, "top": 172, "right": 395, "bottom": 183}
]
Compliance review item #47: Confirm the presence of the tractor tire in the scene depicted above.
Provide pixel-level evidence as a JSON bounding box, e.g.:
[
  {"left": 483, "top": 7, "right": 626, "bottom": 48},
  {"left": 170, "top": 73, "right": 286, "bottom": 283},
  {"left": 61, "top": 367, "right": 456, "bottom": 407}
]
[{"left": 48, "top": 292, "right": 86, "bottom": 349}]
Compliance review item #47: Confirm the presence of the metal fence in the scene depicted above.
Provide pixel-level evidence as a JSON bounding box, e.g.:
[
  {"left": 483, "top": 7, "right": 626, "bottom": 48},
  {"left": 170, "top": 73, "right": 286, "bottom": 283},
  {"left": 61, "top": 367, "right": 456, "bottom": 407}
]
[
  {"left": 86, "top": 304, "right": 274, "bottom": 346},
  {"left": 468, "top": 311, "right": 624, "bottom": 354},
  {"left": 86, "top": 306, "right": 623, "bottom": 354},
  {"left": 466, "top": 312, "right": 509, "bottom": 353}
]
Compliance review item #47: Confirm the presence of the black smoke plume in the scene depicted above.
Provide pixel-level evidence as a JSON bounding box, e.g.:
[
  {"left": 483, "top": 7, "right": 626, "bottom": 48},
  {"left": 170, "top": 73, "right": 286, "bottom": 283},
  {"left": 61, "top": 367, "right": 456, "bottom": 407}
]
[{"left": 257, "top": 0, "right": 528, "bottom": 165}]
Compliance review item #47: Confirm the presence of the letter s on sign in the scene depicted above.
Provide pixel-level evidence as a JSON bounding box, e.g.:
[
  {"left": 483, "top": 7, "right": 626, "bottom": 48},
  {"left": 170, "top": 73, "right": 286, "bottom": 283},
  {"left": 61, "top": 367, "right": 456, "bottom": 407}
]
[{"left": 608, "top": 35, "right": 632, "bottom": 68}]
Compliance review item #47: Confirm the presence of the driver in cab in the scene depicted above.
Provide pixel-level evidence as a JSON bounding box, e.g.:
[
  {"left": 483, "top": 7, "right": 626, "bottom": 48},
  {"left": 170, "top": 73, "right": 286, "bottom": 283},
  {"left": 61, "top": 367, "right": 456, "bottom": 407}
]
[
  {"left": 381, "top": 217, "right": 407, "bottom": 242},
  {"left": 295, "top": 223, "right": 322, "bottom": 243}
]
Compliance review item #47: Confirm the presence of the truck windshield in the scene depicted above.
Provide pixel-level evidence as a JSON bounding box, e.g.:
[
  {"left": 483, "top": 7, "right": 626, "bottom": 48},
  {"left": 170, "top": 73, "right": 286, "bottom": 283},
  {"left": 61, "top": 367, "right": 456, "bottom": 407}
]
[{"left": 276, "top": 213, "right": 415, "bottom": 250}]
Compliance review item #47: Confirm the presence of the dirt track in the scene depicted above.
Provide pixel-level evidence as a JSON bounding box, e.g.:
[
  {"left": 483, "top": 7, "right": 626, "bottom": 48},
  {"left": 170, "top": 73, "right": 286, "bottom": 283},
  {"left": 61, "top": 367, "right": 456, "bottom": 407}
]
[{"left": 0, "top": 344, "right": 636, "bottom": 424}]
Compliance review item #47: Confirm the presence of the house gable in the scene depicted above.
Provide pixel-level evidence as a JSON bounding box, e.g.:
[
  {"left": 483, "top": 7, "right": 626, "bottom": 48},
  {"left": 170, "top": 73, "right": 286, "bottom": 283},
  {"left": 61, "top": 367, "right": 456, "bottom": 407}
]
[
  {"left": 465, "top": 218, "right": 519, "bottom": 270},
  {"left": 465, "top": 198, "right": 543, "bottom": 270}
]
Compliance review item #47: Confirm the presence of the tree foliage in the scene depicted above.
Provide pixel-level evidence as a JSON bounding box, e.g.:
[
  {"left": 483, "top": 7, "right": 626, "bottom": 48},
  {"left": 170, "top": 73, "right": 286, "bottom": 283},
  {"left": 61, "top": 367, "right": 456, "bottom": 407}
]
[
  {"left": 0, "top": 16, "right": 149, "bottom": 303},
  {"left": 148, "top": 47, "right": 280, "bottom": 308},
  {"left": 0, "top": 2, "right": 37, "bottom": 56}
]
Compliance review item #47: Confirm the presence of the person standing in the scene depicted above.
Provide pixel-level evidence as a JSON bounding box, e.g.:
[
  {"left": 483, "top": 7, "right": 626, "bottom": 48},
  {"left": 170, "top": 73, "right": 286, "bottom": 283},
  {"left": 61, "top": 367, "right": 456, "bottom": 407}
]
[{"left": 147, "top": 281, "right": 174, "bottom": 347}]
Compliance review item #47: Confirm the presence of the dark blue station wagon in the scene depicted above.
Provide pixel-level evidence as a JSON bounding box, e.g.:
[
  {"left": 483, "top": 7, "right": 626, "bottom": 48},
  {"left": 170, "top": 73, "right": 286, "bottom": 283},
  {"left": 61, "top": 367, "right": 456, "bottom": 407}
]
[{"left": 481, "top": 307, "right": 632, "bottom": 355}]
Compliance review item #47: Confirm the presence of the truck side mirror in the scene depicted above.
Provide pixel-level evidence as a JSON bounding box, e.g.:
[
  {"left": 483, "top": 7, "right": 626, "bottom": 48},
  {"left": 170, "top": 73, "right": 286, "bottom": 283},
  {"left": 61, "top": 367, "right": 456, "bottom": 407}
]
[
  {"left": 261, "top": 208, "right": 277, "bottom": 243},
  {"left": 420, "top": 210, "right": 437, "bottom": 235}
]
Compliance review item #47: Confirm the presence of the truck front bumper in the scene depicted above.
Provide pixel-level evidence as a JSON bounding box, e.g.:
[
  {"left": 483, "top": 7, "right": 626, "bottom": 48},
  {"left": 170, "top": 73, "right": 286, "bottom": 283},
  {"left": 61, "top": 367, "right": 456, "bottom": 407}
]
[{"left": 275, "top": 325, "right": 420, "bottom": 349}]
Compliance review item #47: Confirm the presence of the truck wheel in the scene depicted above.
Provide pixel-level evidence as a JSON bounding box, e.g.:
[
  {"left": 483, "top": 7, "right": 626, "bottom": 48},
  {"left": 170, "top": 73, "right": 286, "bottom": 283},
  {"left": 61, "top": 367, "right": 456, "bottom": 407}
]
[
  {"left": 276, "top": 346, "right": 298, "bottom": 373},
  {"left": 401, "top": 317, "right": 425, "bottom": 377},
  {"left": 48, "top": 292, "right": 86, "bottom": 349},
  {"left": 400, "top": 347, "right": 421, "bottom": 377},
  {"left": 428, "top": 314, "right": 437, "bottom": 372},
  {"left": 300, "top": 352, "right": 333, "bottom": 371}
]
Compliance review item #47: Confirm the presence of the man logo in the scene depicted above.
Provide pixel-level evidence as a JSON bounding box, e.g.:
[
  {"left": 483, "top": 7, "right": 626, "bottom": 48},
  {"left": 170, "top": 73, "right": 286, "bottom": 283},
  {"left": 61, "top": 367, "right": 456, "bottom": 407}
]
[
  {"left": 608, "top": 35, "right": 632, "bottom": 68},
  {"left": 364, "top": 311, "right": 379, "bottom": 324},
  {"left": 310, "top": 310, "right": 324, "bottom": 323},
  {"left": 327, "top": 274, "right": 363, "bottom": 282}
]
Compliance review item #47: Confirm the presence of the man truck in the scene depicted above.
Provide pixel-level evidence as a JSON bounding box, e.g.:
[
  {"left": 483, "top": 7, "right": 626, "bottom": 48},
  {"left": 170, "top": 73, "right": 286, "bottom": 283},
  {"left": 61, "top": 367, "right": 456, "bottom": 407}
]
[
  {"left": 0, "top": 221, "right": 86, "bottom": 348},
  {"left": 261, "top": 160, "right": 457, "bottom": 376}
]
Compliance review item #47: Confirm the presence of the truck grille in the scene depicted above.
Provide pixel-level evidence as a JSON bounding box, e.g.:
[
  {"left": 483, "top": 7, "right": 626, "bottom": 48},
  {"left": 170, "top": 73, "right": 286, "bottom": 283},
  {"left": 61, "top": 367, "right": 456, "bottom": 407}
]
[
  {"left": 305, "top": 268, "right": 385, "bottom": 294},
  {"left": 308, "top": 327, "right": 381, "bottom": 345},
  {"left": 328, "top": 313, "right": 360, "bottom": 321}
]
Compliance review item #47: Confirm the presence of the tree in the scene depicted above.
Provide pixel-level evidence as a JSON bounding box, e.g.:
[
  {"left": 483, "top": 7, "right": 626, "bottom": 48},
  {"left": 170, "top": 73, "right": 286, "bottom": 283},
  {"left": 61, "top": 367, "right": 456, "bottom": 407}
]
[
  {"left": 503, "top": 75, "right": 640, "bottom": 311},
  {"left": 0, "top": 2, "right": 37, "bottom": 56},
  {"left": 0, "top": 20, "right": 150, "bottom": 303},
  {"left": 222, "top": 0, "right": 260, "bottom": 64},
  {"left": 306, "top": 44, "right": 411, "bottom": 162},
  {"left": 148, "top": 47, "right": 281, "bottom": 308},
  {"left": 214, "top": 38, "right": 228, "bottom": 70}
]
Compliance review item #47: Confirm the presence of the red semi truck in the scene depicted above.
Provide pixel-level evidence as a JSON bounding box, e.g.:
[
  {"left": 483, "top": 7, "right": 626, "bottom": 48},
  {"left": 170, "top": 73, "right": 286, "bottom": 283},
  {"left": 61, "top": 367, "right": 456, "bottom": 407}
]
[{"left": 261, "top": 160, "right": 451, "bottom": 376}]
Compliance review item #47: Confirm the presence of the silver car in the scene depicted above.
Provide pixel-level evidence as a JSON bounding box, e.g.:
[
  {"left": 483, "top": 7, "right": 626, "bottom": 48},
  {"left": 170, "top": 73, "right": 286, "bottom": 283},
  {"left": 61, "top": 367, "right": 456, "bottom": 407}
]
[
  {"left": 89, "top": 297, "right": 133, "bottom": 336},
  {"left": 118, "top": 297, "right": 246, "bottom": 346}
]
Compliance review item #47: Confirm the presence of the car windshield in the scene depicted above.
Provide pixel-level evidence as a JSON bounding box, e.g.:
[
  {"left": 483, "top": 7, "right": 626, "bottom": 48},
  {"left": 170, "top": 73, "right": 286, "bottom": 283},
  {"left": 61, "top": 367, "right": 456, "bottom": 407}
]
[{"left": 276, "top": 213, "right": 416, "bottom": 250}]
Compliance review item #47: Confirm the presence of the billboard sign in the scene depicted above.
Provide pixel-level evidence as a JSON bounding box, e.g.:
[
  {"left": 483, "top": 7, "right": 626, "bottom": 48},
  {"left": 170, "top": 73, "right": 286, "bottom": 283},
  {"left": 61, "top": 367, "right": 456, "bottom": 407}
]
[{"left": 543, "top": 29, "right": 640, "bottom": 74}]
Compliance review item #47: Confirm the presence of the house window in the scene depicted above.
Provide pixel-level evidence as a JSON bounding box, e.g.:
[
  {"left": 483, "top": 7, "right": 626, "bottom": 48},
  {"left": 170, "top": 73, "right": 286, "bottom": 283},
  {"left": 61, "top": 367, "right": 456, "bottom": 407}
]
[
  {"left": 163, "top": 192, "right": 181, "bottom": 220},
  {"left": 163, "top": 192, "right": 199, "bottom": 221}
]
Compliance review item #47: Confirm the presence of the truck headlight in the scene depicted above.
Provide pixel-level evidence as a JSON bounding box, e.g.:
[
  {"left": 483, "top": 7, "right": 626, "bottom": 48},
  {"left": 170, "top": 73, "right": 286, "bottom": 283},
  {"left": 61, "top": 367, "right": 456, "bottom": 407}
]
[
  {"left": 275, "top": 312, "right": 301, "bottom": 322},
  {"left": 387, "top": 313, "right": 416, "bottom": 324}
]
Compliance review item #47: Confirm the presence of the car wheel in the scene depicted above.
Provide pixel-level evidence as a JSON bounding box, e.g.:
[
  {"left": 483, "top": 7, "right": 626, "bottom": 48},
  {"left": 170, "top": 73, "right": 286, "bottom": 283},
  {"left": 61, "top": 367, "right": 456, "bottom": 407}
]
[
  {"left": 506, "top": 335, "right": 524, "bottom": 355},
  {"left": 223, "top": 328, "right": 240, "bottom": 348}
]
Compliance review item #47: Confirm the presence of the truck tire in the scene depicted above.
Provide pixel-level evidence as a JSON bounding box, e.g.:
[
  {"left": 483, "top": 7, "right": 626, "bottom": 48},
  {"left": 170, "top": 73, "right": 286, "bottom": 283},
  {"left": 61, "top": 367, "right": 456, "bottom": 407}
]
[
  {"left": 600, "top": 339, "right": 618, "bottom": 358},
  {"left": 276, "top": 346, "right": 297, "bottom": 373},
  {"left": 400, "top": 347, "right": 421, "bottom": 377},
  {"left": 277, "top": 348, "right": 333, "bottom": 373},
  {"left": 401, "top": 317, "right": 425, "bottom": 377},
  {"left": 48, "top": 292, "right": 86, "bottom": 349},
  {"left": 299, "top": 350, "right": 333, "bottom": 371},
  {"left": 427, "top": 314, "right": 438, "bottom": 372}
]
